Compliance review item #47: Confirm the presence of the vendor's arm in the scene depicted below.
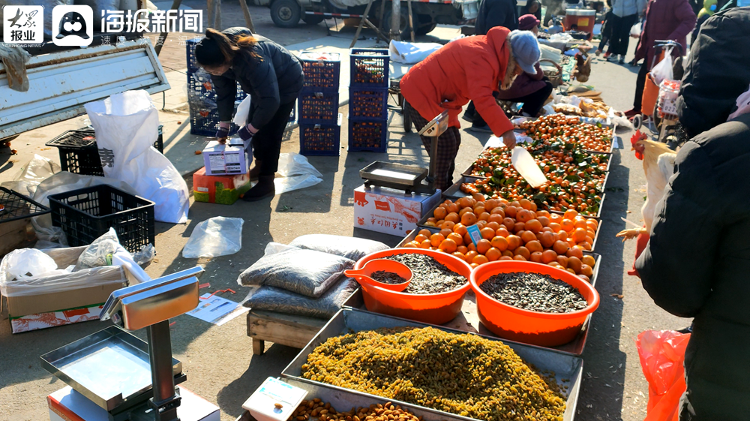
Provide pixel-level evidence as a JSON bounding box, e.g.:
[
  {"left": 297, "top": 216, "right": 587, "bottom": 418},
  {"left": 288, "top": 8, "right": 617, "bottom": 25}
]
[
  {"left": 211, "top": 74, "right": 237, "bottom": 123},
  {"left": 667, "top": 0, "right": 697, "bottom": 45},
  {"left": 466, "top": 58, "right": 514, "bottom": 138},
  {"left": 635, "top": 142, "right": 720, "bottom": 317},
  {"left": 243, "top": 57, "right": 281, "bottom": 130}
]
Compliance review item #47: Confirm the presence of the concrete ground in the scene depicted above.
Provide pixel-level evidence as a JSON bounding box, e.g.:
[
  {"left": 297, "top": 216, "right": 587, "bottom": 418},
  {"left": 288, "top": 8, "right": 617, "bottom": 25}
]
[{"left": 0, "top": 11, "right": 688, "bottom": 421}]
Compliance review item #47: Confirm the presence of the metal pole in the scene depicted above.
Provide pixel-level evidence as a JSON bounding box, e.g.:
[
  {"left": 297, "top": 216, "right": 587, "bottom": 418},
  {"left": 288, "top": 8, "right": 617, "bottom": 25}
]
[
  {"left": 406, "top": 0, "right": 415, "bottom": 42},
  {"left": 390, "top": 0, "right": 401, "bottom": 40},
  {"left": 148, "top": 321, "right": 180, "bottom": 421}
]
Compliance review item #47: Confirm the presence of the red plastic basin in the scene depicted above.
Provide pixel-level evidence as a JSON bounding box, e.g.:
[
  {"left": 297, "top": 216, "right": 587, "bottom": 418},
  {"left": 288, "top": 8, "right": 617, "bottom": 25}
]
[
  {"left": 470, "top": 261, "right": 600, "bottom": 347},
  {"left": 354, "top": 249, "right": 472, "bottom": 325}
]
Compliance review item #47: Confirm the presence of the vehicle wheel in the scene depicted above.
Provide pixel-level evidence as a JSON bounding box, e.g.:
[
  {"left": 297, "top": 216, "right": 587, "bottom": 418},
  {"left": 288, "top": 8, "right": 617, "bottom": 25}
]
[
  {"left": 416, "top": 23, "right": 437, "bottom": 35},
  {"left": 632, "top": 114, "right": 642, "bottom": 131},
  {"left": 382, "top": 6, "right": 410, "bottom": 40},
  {"left": 302, "top": 14, "right": 325, "bottom": 24},
  {"left": 271, "top": 0, "right": 301, "bottom": 28},
  {"left": 402, "top": 100, "right": 412, "bottom": 133}
]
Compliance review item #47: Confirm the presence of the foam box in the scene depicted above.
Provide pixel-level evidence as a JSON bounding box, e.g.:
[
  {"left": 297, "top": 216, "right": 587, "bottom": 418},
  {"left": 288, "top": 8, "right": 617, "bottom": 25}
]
[
  {"left": 353, "top": 184, "right": 442, "bottom": 237},
  {"left": 193, "top": 167, "right": 252, "bottom": 205}
]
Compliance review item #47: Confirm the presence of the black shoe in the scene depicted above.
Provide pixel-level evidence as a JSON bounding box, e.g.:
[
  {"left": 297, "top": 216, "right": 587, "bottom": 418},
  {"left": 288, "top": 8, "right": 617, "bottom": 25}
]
[
  {"left": 242, "top": 175, "right": 275, "bottom": 201},
  {"left": 248, "top": 160, "right": 262, "bottom": 181},
  {"left": 677, "top": 325, "right": 693, "bottom": 334},
  {"left": 461, "top": 112, "right": 476, "bottom": 123},
  {"left": 618, "top": 56, "right": 625, "bottom": 64}
]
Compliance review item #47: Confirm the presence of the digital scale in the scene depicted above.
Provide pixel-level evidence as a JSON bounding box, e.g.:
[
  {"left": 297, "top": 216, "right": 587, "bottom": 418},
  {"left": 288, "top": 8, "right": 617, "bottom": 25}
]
[
  {"left": 40, "top": 266, "right": 219, "bottom": 421},
  {"left": 359, "top": 110, "right": 449, "bottom": 195}
]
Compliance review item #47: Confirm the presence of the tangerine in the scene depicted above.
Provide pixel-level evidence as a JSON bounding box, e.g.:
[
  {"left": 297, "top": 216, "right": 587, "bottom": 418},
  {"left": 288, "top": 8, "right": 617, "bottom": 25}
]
[
  {"left": 514, "top": 246, "right": 531, "bottom": 259},
  {"left": 480, "top": 227, "right": 495, "bottom": 240},
  {"left": 521, "top": 231, "right": 537, "bottom": 243},
  {"left": 568, "top": 256, "right": 582, "bottom": 274},
  {"left": 445, "top": 212, "right": 460, "bottom": 223},
  {"left": 502, "top": 250, "right": 514, "bottom": 257},
  {"left": 446, "top": 202, "right": 459, "bottom": 214},
  {"left": 439, "top": 239, "right": 457, "bottom": 253},
  {"left": 442, "top": 220, "right": 455, "bottom": 231},
  {"left": 525, "top": 219, "right": 542, "bottom": 233},
  {"left": 517, "top": 209, "right": 533, "bottom": 222},
  {"left": 556, "top": 255, "right": 569, "bottom": 268},
  {"left": 514, "top": 222, "right": 526, "bottom": 233},
  {"left": 542, "top": 250, "right": 558, "bottom": 264},
  {"left": 490, "top": 207, "right": 506, "bottom": 217},
  {"left": 491, "top": 236, "right": 509, "bottom": 251},
  {"left": 564, "top": 209, "right": 579, "bottom": 220},
  {"left": 430, "top": 233, "right": 445, "bottom": 248},
  {"left": 440, "top": 228, "right": 453, "bottom": 238},
  {"left": 553, "top": 240, "right": 570, "bottom": 255},
  {"left": 519, "top": 199, "right": 533, "bottom": 210},
  {"left": 503, "top": 217, "right": 516, "bottom": 231},
  {"left": 418, "top": 229, "right": 432, "bottom": 237},
  {"left": 495, "top": 227, "right": 511, "bottom": 238},
  {"left": 573, "top": 228, "right": 587, "bottom": 242},
  {"left": 582, "top": 255, "right": 596, "bottom": 267},
  {"left": 549, "top": 222, "right": 562, "bottom": 233},
  {"left": 513, "top": 255, "right": 528, "bottom": 261},
  {"left": 485, "top": 221, "right": 501, "bottom": 232},
  {"left": 457, "top": 245, "right": 469, "bottom": 255},
  {"left": 526, "top": 240, "right": 543, "bottom": 253},
  {"left": 465, "top": 251, "right": 479, "bottom": 262},
  {"left": 561, "top": 219, "right": 575, "bottom": 232},
  {"left": 530, "top": 252, "right": 543, "bottom": 263},
  {"left": 476, "top": 239, "right": 492, "bottom": 254},
  {"left": 447, "top": 232, "right": 464, "bottom": 246},
  {"left": 433, "top": 207, "right": 447, "bottom": 220},
  {"left": 453, "top": 223, "right": 468, "bottom": 236},
  {"left": 488, "top": 214, "right": 504, "bottom": 224},
  {"left": 478, "top": 212, "right": 491, "bottom": 222},
  {"left": 579, "top": 274, "right": 591, "bottom": 283},
  {"left": 500, "top": 256, "right": 514, "bottom": 261},
  {"left": 538, "top": 216, "right": 550, "bottom": 227},
  {"left": 420, "top": 240, "right": 432, "bottom": 249},
  {"left": 461, "top": 212, "right": 478, "bottom": 226},
  {"left": 504, "top": 206, "right": 518, "bottom": 218},
  {"left": 452, "top": 251, "right": 466, "bottom": 260},
  {"left": 540, "top": 232, "right": 557, "bottom": 248},
  {"left": 566, "top": 247, "right": 584, "bottom": 259},
  {"left": 473, "top": 255, "right": 489, "bottom": 265},
  {"left": 581, "top": 264, "right": 594, "bottom": 277},
  {"left": 485, "top": 247, "right": 501, "bottom": 261},
  {"left": 507, "top": 235, "right": 522, "bottom": 250}
]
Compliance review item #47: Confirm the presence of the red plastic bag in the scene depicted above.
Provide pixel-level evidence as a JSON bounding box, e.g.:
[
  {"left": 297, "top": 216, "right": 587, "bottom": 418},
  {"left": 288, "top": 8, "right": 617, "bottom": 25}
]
[
  {"left": 627, "top": 231, "right": 650, "bottom": 278},
  {"left": 636, "top": 330, "right": 691, "bottom": 421}
]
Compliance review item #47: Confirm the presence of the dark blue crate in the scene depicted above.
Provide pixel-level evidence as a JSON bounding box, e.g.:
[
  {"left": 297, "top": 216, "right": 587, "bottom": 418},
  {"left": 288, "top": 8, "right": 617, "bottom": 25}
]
[
  {"left": 348, "top": 117, "right": 388, "bottom": 153},
  {"left": 299, "top": 52, "right": 341, "bottom": 92},
  {"left": 300, "top": 116, "right": 341, "bottom": 156},
  {"left": 349, "top": 87, "right": 388, "bottom": 120},
  {"left": 186, "top": 38, "right": 203, "bottom": 72},
  {"left": 350, "top": 49, "right": 389, "bottom": 89},
  {"left": 298, "top": 90, "right": 339, "bottom": 125}
]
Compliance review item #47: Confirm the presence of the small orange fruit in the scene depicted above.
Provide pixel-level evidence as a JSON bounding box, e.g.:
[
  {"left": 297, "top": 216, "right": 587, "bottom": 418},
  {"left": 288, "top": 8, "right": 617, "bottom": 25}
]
[
  {"left": 442, "top": 220, "right": 455, "bottom": 231},
  {"left": 556, "top": 255, "right": 569, "bottom": 268},
  {"left": 582, "top": 255, "right": 596, "bottom": 267},
  {"left": 500, "top": 256, "right": 514, "bottom": 261},
  {"left": 513, "top": 255, "right": 528, "bottom": 261},
  {"left": 480, "top": 227, "right": 495, "bottom": 240},
  {"left": 491, "top": 236, "right": 509, "bottom": 251},
  {"left": 485, "top": 221, "right": 501, "bottom": 232},
  {"left": 564, "top": 209, "right": 579, "bottom": 220},
  {"left": 574, "top": 219, "right": 588, "bottom": 230},
  {"left": 414, "top": 234, "right": 428, "bottom": 243},
  {"left": 517, "top": 209, "right": 533, "bottom": 223},
  {"left": 525, "top": 219, "right": 542, "bottom": 233},
  {"left": 453, "top": 223, "right": 468, "bottom": 236},
  {"left": 476, "top": 239, "right": 491, "bottom": 255},
  {"left": 439, "top": 238, "right": 457, "bottom": 253},
  {"left": 452, "top": 251, "right": 466, "bottom": 260},
  {"left": 566, "top": 247, "right": 584, "bottom": 259},
  {"left": 446, "top": 202, "right": 459, "bottom": 214},
  {"left": 503, "top": 217, "right": 516, "bottom": 231},
  {"left": 514, "top": 222, "right": 526, "bottom": 233},
  {"left": 526, "top": 240, "right": 543, "bottom": 253},
  {"left": 473, "top": 254, "right": 489, "bottom": 265},
  {"left": 581, "top": 264, "right": 594, "bottom": 277},
  {"left": 530, "top": 251, "right": 543, "bottom": 263},
  {"left": 478, "top": 212, "right": 491, "bottom": 222},
  {"left": 472, "top": 192, "right": 485, "bottom": 203},
  {"left": 507, "top": 235, "right": 522, "bottom": 250},
  {"left": 519, "top": 199, "right": 533, "bottom": 210},
  {"left": 514, "top": 246, "right": 531, "bottom": 260},
  {"left": 504, "top": 206, "right": 518, "bottom": 218},
  {"left": 461, "top": 212, "right": 478, "bottom": 226},
  {"left": 445, "top": 212, "right": 460, "bottom": 223},
  {"left": 433, "top": 207, "right": 447, "bottom": 220},
  {"left": 573, "top": 228, "right": 587, "bottom": 242},
  {"left": 542, "top": 250, "right": 558, "bottom": 264},
  {"left": 490, "top": 207, "right": 506, "bottom": 217},
  {"left": 579, "top": 274, "right": 591, "bottom": 283},
  {"left": 495, "top": 227, "right": 511, "bottom": 238},
  {"left": 440, "top": 228, "right": 453, "bottom": 238},
  {"left": 418, "top": 229, "right": 432, "bottom": 237},
  {"left": 485, "top": 247, "right": 501, "bottom": 261},
  {"left": 430, "top": 233, "right": 445, "bottom": 248},
  {"left": 549, "top": 222, "right": 562, "bottom": 233},
  {"left": 586, "top": 218, "right": 599, "bottom": 231},
  {"left": 457, "top": 245, "right": 469, "bottom": 255},
  {"left": 561, "top": 219, "right": 575, "bottom": 232},
  {"left": 538, "top": 216, "right": 550, "bottom": 227},
  {"left": 568, "top": 256, "right": 582, "bottom": 274},
  {"left": 540, "top": 232, "right": 556, "bottom": 248},
  {"left": 448, "top": 232, "right": 464, "bottom": 246},
  {"left": 553, "top": 240, "right": 570, "bottom": 255},
  {"left": 521, "top": 230, "right": 537, "bottom": 243},
  {"left": 465, "top": 251, "right": 479, "bottom": 263},
  {"left": 420, "top": 239, "right": 432, "bottom": 249}
]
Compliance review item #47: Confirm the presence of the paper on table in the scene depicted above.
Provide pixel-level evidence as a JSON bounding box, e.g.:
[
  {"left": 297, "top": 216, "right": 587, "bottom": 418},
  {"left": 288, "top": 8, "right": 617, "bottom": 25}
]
[{"left": 187, "top": 293, "right": 240, "bottom": 324}]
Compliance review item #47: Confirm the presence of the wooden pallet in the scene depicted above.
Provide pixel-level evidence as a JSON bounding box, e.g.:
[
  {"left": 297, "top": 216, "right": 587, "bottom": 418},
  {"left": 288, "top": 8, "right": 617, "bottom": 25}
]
[{"left": 247, "top": 310, "right": 327, "bottom": 356}]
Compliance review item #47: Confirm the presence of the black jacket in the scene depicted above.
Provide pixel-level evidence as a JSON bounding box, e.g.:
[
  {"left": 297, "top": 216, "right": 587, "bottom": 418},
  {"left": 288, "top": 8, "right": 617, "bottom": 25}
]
[
  {"left": 475, "top": 0, "right": 518, "bottom": 35},
  {"left": 212, "top": 27, "right": 304, "bottom": 129},
  {"left": 677, "top": 7, "right": 750, "bottom": 138},
  {"left": 636, "top": 113, "right": 750, "bottom": 421}
]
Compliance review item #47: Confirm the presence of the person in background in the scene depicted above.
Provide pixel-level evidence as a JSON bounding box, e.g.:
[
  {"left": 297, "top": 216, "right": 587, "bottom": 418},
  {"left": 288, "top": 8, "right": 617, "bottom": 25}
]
[
  {"left": 690, "top": 0, "right": 716, "bottom": 43},
  {"left": 464, "top": 0, "right": 519, "bottom": 131},
  {"left": 519, "top": 0, "right": 543, "bottom": 21},
  {"left": 624, "top": 0, "right": 695, "bottom": 117},
  {"left": 401, "top": 28, "right": 541, "bottom": 191},
  {"left": 194, "top": 28, "right": 304, "bottom": 201},
  {"left": 495, "top": 15, "right": 554, "bottom": 117},
  {"left": 595, "top": 0, "right": 615, "bottom": 57},
  {"left": 607, "top": 0, "right": 648, "bottom": 63},
  {"left": 635, "top": 84, "right": 750, "bottom": 420}
]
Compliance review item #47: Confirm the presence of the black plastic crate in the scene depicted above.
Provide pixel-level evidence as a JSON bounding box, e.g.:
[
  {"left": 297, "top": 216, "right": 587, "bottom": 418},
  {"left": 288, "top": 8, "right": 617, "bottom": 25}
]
[
  {"left": 299, "top": 52, "right": 341, "bottom": 92},
  {"left": 46, "top": 128, "right": 166, "bottom": 176},
  {"left": 48, "top": 184, "right": 155, "bottom": 253},
  {"left": 348, "top": 117, "right": 388, "bottom": 153},
  {"left": 300, "top": 115, "right": 342, "bottom": 156},
  {"left": 298, "top": 90, "right": 339, "bottom": 125},
  {"left": 349, "top": 88, "right": 388, "bottom": 120},
  {"left": 350, "top": 49, "right": 389, "bottom": 89}
]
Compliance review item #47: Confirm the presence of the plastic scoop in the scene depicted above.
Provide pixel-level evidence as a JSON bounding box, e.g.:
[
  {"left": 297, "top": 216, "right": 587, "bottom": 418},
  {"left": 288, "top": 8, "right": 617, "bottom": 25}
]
[
  {"left": 344, "top": 259, "right": 412, "bottom": 292},
  {"left": 511, "top": 146, "right": 548, "bottom": 188}
]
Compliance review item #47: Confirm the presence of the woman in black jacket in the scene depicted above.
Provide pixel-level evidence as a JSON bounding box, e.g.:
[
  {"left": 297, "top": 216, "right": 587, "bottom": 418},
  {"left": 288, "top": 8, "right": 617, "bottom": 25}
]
[{"left": 195, "top": 27, "right": 304, "bottom": 201}]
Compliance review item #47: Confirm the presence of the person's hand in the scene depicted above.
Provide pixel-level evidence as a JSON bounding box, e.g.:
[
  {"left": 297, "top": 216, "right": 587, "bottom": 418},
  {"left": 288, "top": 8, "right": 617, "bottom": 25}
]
[
  {"left": 501, "top": 130, "right": 516, "bottom": 149},
  {"left": 215, "top": 126, "right": 229, "bottom": 142},
  {"left": 237, "top": 124, "right": 258, "bottom": 141}
]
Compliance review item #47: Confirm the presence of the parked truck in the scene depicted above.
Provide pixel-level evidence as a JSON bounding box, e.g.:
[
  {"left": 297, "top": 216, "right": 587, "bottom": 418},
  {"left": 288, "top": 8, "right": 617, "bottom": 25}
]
[{"left": 252, "top": 0, "right": 478, "bottom": 37}]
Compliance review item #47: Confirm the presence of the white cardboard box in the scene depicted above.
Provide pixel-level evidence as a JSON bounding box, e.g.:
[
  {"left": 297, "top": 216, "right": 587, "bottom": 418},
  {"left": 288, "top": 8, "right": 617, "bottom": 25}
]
[
  {"left": 203, "top": 140, "right": 251, "bottom": 175},
  {"left": 353, "top": 185, "right": 441, "bottom": 237},
  {"left": 48, "top": 386, "right": 220, "bottom": 421}
]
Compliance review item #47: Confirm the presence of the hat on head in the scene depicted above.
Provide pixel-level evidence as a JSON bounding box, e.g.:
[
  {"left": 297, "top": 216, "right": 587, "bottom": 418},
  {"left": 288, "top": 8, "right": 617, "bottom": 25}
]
[
  {"left": 508, "top": 30, "right": 541, "bottom": 74},
  {"left": 518, "top": 14, "right": 540, "bottom": 31}
]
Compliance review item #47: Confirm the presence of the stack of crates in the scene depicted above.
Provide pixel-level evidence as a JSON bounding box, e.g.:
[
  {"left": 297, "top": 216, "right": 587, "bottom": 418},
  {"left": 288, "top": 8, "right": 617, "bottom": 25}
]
[
  {"left": 298, "top": 52, "right": 342, "bottom": 156},
  {"left": 348, "top": 49, "right": 389, "bottom": 153},
  {"left": 186, "top": 39, "right": 296, "bottom": 137}
]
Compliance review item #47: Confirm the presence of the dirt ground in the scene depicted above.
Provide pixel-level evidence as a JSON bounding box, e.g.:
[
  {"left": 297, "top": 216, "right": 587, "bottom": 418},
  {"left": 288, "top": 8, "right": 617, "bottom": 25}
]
[{"left": 0, "top": 9, "right": 688, "bottom": 420}]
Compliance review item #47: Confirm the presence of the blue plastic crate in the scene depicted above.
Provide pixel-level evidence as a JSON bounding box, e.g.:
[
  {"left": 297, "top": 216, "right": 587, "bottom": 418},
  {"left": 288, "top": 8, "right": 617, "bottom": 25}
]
[
  {"left": 300, "top": 114, "right": 342, "bottom": 156},
  {"left": 186, "top": 38, "right": 203, "bottom": 72},
  {"left": 348, "top": 117, "right": 388, "bottom": 153},
  {"left": 350, "top": 49, "right": 389, "bottom": 89},
  {"left": 298, "top": 90, "right": 339, "bottom": 125},
  {"left": 349, "top": 88, "right": 388, "bottom": 120},
  {"left": 299, "top": 52, "right": 341, "bottom": 93}
]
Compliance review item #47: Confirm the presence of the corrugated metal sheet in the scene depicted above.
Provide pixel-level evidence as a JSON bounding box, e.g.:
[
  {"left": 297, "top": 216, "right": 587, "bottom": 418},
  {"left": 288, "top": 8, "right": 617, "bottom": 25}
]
[{"left": 0, "top": 40, "right": 170, "bottom": 138}]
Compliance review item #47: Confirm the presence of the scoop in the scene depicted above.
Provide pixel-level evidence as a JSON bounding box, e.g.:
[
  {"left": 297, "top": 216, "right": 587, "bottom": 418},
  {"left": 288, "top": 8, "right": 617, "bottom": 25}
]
[
  {"left": 344, "top": 259, "right": 412, "bottom": 292},
  {"left": 511, "top": 146, "right": 548, "bottom": 188}
]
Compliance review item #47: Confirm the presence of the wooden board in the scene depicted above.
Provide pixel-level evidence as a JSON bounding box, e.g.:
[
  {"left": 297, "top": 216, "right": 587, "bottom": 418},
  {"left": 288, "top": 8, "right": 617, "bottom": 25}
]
[{"left": 247, "top": 310, "right": 328, "bottom": 356}]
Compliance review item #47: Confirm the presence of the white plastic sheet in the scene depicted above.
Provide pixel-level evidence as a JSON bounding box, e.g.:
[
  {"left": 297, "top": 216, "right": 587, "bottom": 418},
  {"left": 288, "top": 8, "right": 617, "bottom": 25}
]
[
  {"left": 84, "top": 90, "right": 189, "bottom": 224},
  {"left": 182, "top": 217, "right": 244, "bottom": 258},
  {"left": 233, "top": 95, "right": 252, "bottom": 127},
  {"left": 0, "top": 154, "right": 59, "bottom": 198},
  {"left": 275, "top": 153, "right": 323, "bottom": 194},
  {"left": 388, "top": 41, "right": 442, "bottom": 64},
  {"left": 2, "top": 249, "right": 58, "bottom": 281}
]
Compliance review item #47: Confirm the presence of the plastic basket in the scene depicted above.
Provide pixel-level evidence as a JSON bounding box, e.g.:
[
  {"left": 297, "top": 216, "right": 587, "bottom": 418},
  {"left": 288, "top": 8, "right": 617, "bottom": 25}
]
[
  {"left": 186, "top": 38, "right": 203, "bottom": 72},
  {"left": 350, "top": 48, "right": 389, "bottom": 89},
  {"left": 298, "top": 90, "right": 339, "bottom": 125},
  {"left": 348, "top": 117, "right": 388, "bottom": 152},
  {"left": 349, "top": 88, "right": 388, "bottom": 120},
  {"left": 48, "top": 184, "right": 155, "bottom": 253},
  {"left": 299, "top": 52, "right": 341, "bottom": 92},
  {"left": 300, "top": 114, "right": 342, "bottom": 156}
]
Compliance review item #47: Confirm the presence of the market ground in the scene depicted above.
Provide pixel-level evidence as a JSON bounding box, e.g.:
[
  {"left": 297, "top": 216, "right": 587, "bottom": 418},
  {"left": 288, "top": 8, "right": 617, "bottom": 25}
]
[{"left": 0, "top": 10, "right": 687, "bottom": 421}]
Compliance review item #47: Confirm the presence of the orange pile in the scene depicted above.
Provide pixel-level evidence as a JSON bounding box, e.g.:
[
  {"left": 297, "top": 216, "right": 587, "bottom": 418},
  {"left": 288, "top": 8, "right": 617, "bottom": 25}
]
[{"left": 402, "top": 194, "right": 598, "bottom": 282}]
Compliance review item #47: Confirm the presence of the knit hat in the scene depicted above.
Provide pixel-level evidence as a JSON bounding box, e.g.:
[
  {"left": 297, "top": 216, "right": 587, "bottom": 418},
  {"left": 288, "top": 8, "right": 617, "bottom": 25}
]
[
  {"left": 508, "top": 30, "right": 541, "bottom": 74},
  {"left": 518, "top": 14, "right": 540, "bottom": 31}
]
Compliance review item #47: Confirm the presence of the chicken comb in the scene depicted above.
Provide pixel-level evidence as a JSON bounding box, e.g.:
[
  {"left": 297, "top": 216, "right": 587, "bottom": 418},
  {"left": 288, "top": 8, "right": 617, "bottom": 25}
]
[{"left": 630, "top": 130, "right": 647, "bottom": 147}]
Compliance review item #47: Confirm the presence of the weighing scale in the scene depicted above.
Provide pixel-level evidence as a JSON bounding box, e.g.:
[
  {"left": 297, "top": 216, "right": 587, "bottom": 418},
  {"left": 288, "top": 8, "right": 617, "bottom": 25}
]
[
  {"left": 41, "top": 266, "right": 208, "bottom": 421},
  {"left": 359, "top": 110, "right": 449, "bottom": 195}
]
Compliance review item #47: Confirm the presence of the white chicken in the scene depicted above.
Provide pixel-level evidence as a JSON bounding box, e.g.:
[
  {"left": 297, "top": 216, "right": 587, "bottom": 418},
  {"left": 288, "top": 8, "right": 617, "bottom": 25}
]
[{"left": 616, "top": 131, "right": 678, "bottom": 241}]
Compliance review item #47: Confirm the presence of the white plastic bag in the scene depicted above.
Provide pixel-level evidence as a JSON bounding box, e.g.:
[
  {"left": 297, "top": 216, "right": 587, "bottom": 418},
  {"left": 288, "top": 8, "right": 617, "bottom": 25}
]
[
  {"left": 0, "top": 154, "right": 59, "bottom": 198},
  {"left": 275, "top": 153, "right": 323, "bottom": 194},
  {"left": 388, "top": 40, "right": 442, "bottom": 64},
  {"left": 84, "top": 90, "right": 189, "bottom": 224},
  {"left": 630, "top": 22, "right": 642, "bottom": 38},
  {"left": 651, "top": 51, "right": 674, "bottom": 86},
  {"left": 233, "top": 95, "right": 252, "bottom": 127},
  {"left": 1, "top": 249, "right": 58, "bottom": 281},
  {"left": 182, "top": 217, "right": 244, "bottom": 258}
]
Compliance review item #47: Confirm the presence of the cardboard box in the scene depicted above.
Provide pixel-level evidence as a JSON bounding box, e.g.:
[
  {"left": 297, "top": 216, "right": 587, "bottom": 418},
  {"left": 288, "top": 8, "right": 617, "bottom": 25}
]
[
  {"left": 48, "top": 386, "right": 220, "bottom": 421},
  {"left": 193, "top": 167, "right": 253, "bottom": 205},
  {"left": 203, "top": 139, "right": 251, "bottom": 175},
  {"left": 0, "top": 218, "right": 35, "bottom": 257},
  {"left": 353, "top": 185, "right": 442, "bottom": 237},
  {"left": 1, "top": 247, "right": 127, "bottom": 334}
]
